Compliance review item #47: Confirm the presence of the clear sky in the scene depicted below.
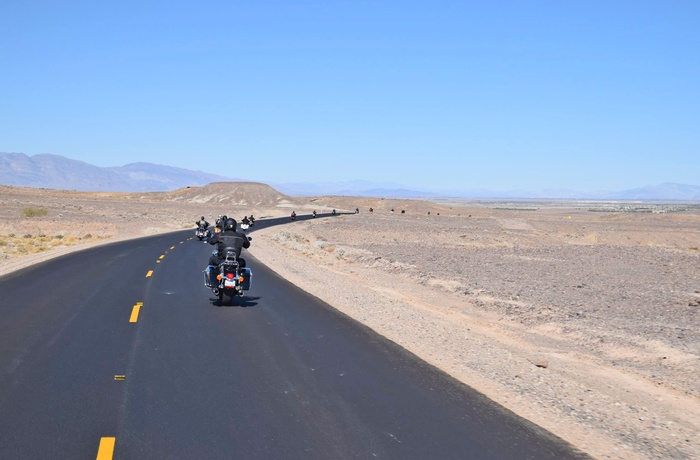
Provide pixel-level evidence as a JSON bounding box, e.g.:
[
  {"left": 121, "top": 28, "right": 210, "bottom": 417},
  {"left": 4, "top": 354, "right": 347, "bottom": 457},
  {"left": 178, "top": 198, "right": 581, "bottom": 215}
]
[{"left": 1, "top": 1, "right": 698, "bottom": 192}]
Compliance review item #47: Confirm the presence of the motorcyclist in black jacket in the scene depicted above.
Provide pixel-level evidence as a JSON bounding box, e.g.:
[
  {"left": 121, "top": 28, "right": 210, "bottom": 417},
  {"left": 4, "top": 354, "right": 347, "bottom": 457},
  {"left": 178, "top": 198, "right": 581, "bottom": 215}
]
[
  {"left": 196, "top": 216, "right": 209, "bottom": 230},
  {"left": 208, "top": 218, "right": 250, "bottom": 268}
]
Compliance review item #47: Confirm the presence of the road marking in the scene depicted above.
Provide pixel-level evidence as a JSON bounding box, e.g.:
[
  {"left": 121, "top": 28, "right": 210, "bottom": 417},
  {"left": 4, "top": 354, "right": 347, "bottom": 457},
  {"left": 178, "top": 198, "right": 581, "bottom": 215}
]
[
  {"left": 156, "top": 260, "right": 160, "bottom": 264},
  {"left": 170, "top": 245, "right": 175, "bottom": 249},
  {"left": 146, "top": 270, "right": 153, "bottom": 277},
  {"left": 114, "top": 375, "right": 126, "bottom": 381},
  {"left": 96, "top": 437, "right": 115, "bottom": 460},
  {"left": 159, "top": 255, "right": 165, "bottom": 259},
  {"left": 129, "top": 303, "right": 142, "bottom": 323}
]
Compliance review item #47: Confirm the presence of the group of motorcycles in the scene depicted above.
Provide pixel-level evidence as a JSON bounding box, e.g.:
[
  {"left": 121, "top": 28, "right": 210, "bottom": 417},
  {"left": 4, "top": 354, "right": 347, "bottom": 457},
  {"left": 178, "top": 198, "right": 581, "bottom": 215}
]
[
  {"left": 200, "top": 208, "right": 347, "bottom": 304},
  {"left": 290, "top": 209, "right": 337, "bottom": 220}
]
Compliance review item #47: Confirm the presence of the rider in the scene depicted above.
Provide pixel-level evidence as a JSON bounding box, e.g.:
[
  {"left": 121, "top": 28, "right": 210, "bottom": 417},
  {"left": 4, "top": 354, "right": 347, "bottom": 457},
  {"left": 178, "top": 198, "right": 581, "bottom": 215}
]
[
  {"left": 215, "top": 214, "right": 228, "bottom": 232},
  {"left": 208, "top": 218, "right": 250, "bottom": 268},
  {"left": 291, "top": 211, "right": 297, "bottom": 219},
  {"left": 241, "top": 215, "right": 250, "bottom": 226},
  {"left": 312, "top": 210, "right": 317, "bottom": 217},
  {"left": 196, "top": 216, "right": 209, "bottom": 230}
]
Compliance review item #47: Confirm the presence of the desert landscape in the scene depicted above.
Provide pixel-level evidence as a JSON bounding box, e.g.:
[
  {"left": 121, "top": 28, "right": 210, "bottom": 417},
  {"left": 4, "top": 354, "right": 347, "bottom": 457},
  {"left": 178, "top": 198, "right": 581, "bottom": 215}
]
[{"left": 1, "top": 182, "right": 699, "bottom": 459}]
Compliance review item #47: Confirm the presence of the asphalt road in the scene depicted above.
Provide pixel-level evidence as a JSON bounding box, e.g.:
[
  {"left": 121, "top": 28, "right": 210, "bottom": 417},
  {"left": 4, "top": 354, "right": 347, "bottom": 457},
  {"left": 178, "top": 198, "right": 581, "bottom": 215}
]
[{"left": 0, "top": 213, "right": 588, "bottom": 459}]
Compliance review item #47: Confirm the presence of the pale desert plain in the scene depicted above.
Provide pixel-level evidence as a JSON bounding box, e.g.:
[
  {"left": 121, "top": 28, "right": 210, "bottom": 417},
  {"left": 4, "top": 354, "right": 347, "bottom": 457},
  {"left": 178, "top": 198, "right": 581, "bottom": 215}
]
[{"left": 1, "top": 182, "right": 699, "bottom": 460}]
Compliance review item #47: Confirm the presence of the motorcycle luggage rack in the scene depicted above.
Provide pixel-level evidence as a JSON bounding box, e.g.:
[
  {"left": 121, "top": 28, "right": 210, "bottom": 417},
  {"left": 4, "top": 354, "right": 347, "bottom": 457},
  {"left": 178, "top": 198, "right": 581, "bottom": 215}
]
[{"left": 222, "top": 248, "right": 239, "bottom": 267}]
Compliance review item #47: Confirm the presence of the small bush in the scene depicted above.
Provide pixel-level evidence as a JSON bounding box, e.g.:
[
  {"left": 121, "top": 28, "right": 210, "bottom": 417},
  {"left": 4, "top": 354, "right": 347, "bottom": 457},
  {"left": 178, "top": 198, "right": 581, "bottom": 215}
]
[
  {"left": 83, "top": 234, "right": 92, "bottom": 239},
  {"left": 53, "top": 234, "right": 64, "bottom": 239},
  {"left": 8, "top": 233, "right": 15, "bottom": 237},
  {"left": 22, "top": 207, "right": 48, "bottom": 218},
  {"left": 23, "top": 234, "right": 32, "bottom": 238}
]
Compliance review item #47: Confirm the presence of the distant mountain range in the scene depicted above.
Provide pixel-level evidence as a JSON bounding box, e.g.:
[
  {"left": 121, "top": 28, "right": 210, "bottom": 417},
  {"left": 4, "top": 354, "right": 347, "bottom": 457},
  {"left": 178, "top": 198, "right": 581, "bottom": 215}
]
[
  {"left": 2, "top": 152, "right": 699, "bottom": 200},
  {"left": 0, "top": 152, "right": 237, "bottom": 192},
  {"left": 275, "top": 180, "right": 700, "bottom": 201}
]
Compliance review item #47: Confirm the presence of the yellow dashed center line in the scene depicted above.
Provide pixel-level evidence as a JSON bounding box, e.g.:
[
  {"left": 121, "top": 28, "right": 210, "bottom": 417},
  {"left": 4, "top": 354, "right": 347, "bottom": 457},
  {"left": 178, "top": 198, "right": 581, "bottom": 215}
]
[
  {"left": 146, "top": 270, "right": 153, "bottom": 278},
  {"left": 170, "top": 246, "right": 175, "bottom": 250},
  {"left": 159, "top": 255, "right": 165, "bottom": 260},
  {"left": 96, "top": 437, "right": 115, "bottom": 460},
  {"left": 129, "top": 302, "right": 142, "bottom": 323}
]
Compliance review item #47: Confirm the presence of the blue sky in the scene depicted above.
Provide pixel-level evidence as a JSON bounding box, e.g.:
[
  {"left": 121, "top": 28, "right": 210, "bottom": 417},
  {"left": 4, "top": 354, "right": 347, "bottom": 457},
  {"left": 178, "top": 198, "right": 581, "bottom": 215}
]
[{"left": 1, "top": 1, "right": 698, "bottom": 192}]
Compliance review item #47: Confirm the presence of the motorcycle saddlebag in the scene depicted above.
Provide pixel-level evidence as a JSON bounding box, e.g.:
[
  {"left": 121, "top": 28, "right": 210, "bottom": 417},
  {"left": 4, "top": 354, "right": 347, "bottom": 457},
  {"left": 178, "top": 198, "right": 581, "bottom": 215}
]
[
  {"left": 241, "top": 268, "right": 252, "bottom": 290},
  {"left": 203, "top": 265, "right": 216, "bottom": 288}
]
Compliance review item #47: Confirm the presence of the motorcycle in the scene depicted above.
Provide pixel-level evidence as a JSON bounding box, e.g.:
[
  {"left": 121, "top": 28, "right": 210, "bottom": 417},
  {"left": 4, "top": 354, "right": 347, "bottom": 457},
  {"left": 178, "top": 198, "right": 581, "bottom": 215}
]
[
  {"left": 312, "top": 210, "right": 317, "bottom": 218},
  {"left": 290, "top": 212, "right": 297, "bottom": 220},
  {"left": 204, "top": 248, "right": 253, "bottom": 305},
  {"left": 195, "top": 227, "right": 210, "bottom": 240}
]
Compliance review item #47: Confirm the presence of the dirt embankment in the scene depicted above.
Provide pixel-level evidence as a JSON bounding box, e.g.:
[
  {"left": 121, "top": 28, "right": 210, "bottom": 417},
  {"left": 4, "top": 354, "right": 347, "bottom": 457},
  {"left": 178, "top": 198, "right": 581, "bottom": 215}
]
[{"left": 248, "top": 204, "right": 700, "bottom": 460}]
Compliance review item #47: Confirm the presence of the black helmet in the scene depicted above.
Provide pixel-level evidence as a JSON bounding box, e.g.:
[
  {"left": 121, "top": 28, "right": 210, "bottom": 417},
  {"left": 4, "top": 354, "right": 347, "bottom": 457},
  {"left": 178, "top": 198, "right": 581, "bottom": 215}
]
[{"left": 224, "top": 218, "right": 237, "bottom": 231}]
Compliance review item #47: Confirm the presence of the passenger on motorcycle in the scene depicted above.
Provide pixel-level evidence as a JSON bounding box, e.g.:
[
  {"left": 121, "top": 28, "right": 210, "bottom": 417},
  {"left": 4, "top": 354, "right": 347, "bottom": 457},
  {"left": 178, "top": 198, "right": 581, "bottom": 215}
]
[{"left": 208, "top": 218, "right": 250, "bottom": 268}]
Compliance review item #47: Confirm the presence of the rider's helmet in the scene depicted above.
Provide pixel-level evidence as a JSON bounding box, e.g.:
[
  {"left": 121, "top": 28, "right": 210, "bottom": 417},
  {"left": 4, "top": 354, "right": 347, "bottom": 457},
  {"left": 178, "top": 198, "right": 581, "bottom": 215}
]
[
  {"left": 201, "top": 216, "right": 205, "bottom": 220},
  {"left": 224, "top": 218, "right": 237, "bottom": 231}
]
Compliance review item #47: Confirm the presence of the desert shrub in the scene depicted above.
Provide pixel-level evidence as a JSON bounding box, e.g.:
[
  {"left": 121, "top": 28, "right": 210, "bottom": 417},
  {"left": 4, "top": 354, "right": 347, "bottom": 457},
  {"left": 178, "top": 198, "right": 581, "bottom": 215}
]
[
  {"left": 690, "top": 247, "right": 699, "bottom": 251},
  {"left": 83, "top": 233, "right": 92, "bottom": 239},
  {"left": 8, "top": 233, "right": 15, "bottom": 237},
  {"left": 23, "top": 234, "right": 32, "bottom": 238},
  {"left": 53, "top": 234, "right": 64, "bottom": 239},
  {"left": 0, "top": 241, "right": 7, "bottom": 246},
  {"left": 22, "top": 207, "right": 48, "bottom": 218}
]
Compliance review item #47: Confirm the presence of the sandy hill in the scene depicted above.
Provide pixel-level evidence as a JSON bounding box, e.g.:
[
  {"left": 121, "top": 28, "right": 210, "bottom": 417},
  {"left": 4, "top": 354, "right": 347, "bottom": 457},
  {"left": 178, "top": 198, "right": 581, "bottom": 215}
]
[{"left": 145, "top": 182, "right": 299, "bottom": 208}]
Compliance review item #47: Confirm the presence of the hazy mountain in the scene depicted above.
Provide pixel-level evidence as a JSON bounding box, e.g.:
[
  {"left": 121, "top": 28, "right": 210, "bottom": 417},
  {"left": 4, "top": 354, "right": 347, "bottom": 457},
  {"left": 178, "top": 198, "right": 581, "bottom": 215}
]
[
  {"left": 275, "top": 181, "right": 700, "bottom": 201},
  {"left": 0, "top": 152, "right": 237, "bottom": 192},
  {"left": 2, "top": 152, "right": 698, "bottom": 200}
]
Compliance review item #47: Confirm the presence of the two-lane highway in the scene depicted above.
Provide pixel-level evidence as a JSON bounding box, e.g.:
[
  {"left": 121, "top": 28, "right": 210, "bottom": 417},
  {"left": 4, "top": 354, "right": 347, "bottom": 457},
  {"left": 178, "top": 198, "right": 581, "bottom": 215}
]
[{"left": 0, "top": 218, "right": 588, "bottom": 459}]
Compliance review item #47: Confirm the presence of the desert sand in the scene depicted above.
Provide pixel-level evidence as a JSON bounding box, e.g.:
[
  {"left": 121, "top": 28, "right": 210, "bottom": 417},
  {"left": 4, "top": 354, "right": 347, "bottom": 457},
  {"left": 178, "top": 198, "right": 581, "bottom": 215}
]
[{"left": 1, "top": 183, "right": 699, "bottom": 459}]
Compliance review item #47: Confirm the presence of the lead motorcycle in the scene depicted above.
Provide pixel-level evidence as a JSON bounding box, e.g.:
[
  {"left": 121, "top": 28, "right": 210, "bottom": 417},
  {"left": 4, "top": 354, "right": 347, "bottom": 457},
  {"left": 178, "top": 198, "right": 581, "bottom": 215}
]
[{"left": 204, "top": 248, "right": 253, "bottom": 305}]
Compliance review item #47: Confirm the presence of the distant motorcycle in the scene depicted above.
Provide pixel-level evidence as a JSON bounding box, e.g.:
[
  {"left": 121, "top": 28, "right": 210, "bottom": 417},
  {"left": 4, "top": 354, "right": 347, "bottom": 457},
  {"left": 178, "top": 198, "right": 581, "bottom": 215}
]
[
  {"left": 312, "top": 210, "right": 317, "bottom": 218},
  {"left": 195, "top": 227, "right": 210, "bottom": 240},
  {"left": 290, "top": 212, "right": 297, "bottom": 220},
  {"left": 204, "top": 248, "right": 253, "bottom": 305}
]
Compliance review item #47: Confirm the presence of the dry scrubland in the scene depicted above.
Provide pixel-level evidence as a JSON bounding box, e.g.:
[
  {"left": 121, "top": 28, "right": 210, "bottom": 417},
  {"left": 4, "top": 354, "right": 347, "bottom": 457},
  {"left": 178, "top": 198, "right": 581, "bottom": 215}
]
[{"left": 1, "top": 184, "right": 699, "bottom": 459}]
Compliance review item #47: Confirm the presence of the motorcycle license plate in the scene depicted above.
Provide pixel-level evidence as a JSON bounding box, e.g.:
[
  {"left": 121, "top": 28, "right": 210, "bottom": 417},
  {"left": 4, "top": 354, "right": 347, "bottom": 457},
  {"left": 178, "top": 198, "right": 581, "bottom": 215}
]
[{"left": 224, "top": 280, "right": 236, "bottom": 288}]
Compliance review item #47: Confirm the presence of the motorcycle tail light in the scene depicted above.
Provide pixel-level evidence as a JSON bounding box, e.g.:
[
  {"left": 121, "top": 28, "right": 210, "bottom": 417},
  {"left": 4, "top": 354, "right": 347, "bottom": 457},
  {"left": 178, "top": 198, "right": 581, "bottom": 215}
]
[
  {"left": 238, "top": 275, "right": 245, "bottom": 282},
  {"left": 216, "top": 274, "right": 222, "bottom": 280},
  {"left": 226, "top": 273, "right": 235, "bottom": 279}
]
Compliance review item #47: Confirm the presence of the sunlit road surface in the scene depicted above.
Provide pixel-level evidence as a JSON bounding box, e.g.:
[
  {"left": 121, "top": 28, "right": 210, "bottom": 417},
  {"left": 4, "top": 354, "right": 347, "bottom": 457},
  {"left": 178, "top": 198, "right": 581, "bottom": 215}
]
[{"left": 0, "top": 216, "right": 588, "bottom": 459}]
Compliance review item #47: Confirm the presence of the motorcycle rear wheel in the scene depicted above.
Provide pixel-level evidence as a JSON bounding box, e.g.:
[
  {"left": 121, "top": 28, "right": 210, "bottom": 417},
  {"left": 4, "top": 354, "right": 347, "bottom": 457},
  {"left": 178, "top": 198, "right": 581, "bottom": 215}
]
[{"left": 219, "top": 290, "right": 236, "bottom": 306}]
